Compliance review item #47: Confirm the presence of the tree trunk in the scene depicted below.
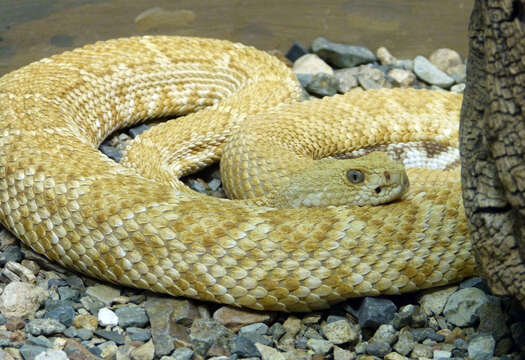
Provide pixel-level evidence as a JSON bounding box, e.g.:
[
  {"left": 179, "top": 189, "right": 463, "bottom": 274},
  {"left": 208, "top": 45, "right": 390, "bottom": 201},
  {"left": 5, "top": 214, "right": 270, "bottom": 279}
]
[{"left": 460, "top": 0, "right": 525, "bottom": 307}]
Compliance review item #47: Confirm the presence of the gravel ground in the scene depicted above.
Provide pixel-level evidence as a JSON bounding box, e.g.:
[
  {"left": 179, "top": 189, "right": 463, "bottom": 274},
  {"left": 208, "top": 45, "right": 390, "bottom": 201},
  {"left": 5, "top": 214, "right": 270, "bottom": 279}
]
[{"left": 1, "top": 37, "right": 524, "bottom": 360}]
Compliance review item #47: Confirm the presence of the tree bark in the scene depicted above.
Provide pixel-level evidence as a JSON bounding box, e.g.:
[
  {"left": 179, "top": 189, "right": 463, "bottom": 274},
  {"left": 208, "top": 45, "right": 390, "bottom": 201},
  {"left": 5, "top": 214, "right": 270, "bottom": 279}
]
[{"left": 460, "top": 0, "right": 525, "bottom": 307}]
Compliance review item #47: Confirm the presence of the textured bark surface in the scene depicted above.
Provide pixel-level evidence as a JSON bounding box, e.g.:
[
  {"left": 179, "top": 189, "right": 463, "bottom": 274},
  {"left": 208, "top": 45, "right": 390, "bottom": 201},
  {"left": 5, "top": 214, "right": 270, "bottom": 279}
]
[{"left": 460, "top": 0, "right": 525, "bottom": 307}]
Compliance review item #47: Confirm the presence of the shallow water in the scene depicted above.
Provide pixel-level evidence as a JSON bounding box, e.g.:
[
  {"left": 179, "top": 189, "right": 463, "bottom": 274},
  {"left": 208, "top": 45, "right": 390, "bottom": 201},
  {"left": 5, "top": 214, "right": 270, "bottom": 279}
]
[{"left": 1, "top": 0, "right": 473, "bottom": 76}]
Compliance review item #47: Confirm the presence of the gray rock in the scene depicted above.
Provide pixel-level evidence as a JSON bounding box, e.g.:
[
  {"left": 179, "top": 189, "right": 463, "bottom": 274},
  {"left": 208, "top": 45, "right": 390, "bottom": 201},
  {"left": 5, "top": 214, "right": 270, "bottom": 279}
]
[
  {"left": 334, "top": 69, "right": 358, "bottom": 93},
  {"left": 392, "top": 305, "right": 416, "bottom": 329},
  {"left": 0, "top": 313, "right": 6, "bottom": 326},
  {"left": 411, "top": 343, "right": 433, "bottom": 358},
  {"left": 357, "top": 297, "right": 397, "bottom": 329},
  {"left": 127, "top": 327, "right": 152, "bottom": 342},
  {"left": 80, "top": 296, "right": 105, "bottom": 315},
  {"left": 285, "top": 42, "right": 308, "bottom": 62},
  {"left": 477, "top": 299, "right": 510, "bottom": 340},
  {"left": 409, "top": 328, "right": 444, "bottom": 342},
  {"left": 34, "top": 349, "right": 68, "bottom": 360},
  {"left": 370, "top": 324, "right": 397, "bottom": 345},
  {"left": 98, "top": 341, "right": 118, "bottom": 359},
  {"left": 64, "top": 275, "right": 85, "bottom": 291},
  {"left": 306, "top": 338, "right": 333, "bottom": 354},
  {"left": 128, "top": 124, "right": 149, "bottom": 138},
  {"left": 321, "top": 319, "right": 359, "bottom": 345},
  {"left": 27, "top": 336, "right": 52, "bottom": 348},
  {"left": 413, "top": 56, "right": 455, "bottom": 88},
  {"left": 99, "top": 144, "right": 122, "bottom": 162},
  {"left": 255, "top": 343, "right": 286, "bottom": 360},
  {"left": 448, "top": 63, "right": 467, "bottom": 83},
  {"left": 145, "top": 297, "right": 180, "bottom": 356},
  {"left": 305, "top": 73, "right": 339, "bottom": 97},
  {"left": 85, "top": 284, "right": 120, "bottom": 306},
  {"left": 468, "top": 334, "right": 495, "bottom": 358},
  {"left": 93, "top": 329, "right": 125, "bottom": 345},
  {"left": 238, "top": 322, "right": 269, "bottom": 336},
  {"left": 443, "top": 287, "right": 489, "bottom": 327},
  {"left": 269, "top": 322, "right": 286, "bottom": 341},
  {"left": 0, "top": 245, "right": 22, "bottom": 265},
  {"left": 365, "top": 341, "right": 391, "bottom": 357},
  {"left": 189, "top": 319, "right": 235, "bottom": 357},
  {"left": 231, "top": 336, "right": 261, "bottom": 358},
  {"left": 115, "top": 304, "right": 149, "bottom": 328},
  {"left": 171, "top": 347, "right": 194, "bottom": 360},
  {"left": 57, "top": 287, "right": 80, "bottom": 301},
  {"left": 450, "top": 83, "right": 466, "bottom": 93},
  {"left": 394, "top": 59, "right": 414, "bottom": 71},
  {"left": 312, "top": 37, "right": 376, "bottom": 68},
  {"left": 393, "top": 330, "right": 415, "bottom": 356},
  {"left": 26, "top": 318, "right": 66, "bottom": 336},
  {"left": 44, "top": 305, "right": 75, "bottom": 327},
  {"left": 387, "top": 68, "right": 416, "bottom": 88},
  {"left": 19, "top": 345, "right": 47, "bottom": 360},
  {"left": 419, "top": 286, "right": 457, "bottom": 316}
]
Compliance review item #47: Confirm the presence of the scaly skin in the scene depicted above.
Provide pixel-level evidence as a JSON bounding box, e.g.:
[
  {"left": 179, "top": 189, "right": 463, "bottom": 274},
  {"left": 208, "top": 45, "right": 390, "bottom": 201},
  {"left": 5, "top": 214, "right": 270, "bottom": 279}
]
[{"left": 0, "top": 36, "right": 473, "bottom": 311}]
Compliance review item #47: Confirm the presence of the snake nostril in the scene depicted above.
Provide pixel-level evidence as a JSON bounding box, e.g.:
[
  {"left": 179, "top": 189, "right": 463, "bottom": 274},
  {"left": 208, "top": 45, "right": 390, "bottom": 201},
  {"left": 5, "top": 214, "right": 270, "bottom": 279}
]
[{"left": 375, "top": 187, "right": 381, "bottom": 194}]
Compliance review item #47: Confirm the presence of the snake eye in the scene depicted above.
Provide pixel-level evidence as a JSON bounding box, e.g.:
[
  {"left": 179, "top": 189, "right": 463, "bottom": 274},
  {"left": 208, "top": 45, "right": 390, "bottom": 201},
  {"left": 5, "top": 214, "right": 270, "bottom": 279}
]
[{"left": 347, "top": 169, "right": 365, "bottom": 184}]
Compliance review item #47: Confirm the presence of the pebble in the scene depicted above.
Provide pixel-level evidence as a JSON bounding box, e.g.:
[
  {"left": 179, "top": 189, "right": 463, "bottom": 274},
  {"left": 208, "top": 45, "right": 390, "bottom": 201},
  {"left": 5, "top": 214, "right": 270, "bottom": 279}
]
[
  {"left": 97, "top": 307, "right": 119, "bottom": 327},
  {"left": 99, "top": 144, "right": 122, "bottom": 162},
  {"left": 393, "top": 329, "right": 415, "bottom": 356},
  {"left": 85, "top": 284, "right": 120, "bottom": 306},
  {"left": 0, "top": 282, "right": 48, "bottom": 317},
  {"left": 130, "top": 339, "right": 155, "bottom": 360},
  {"left": 334, "top": 68, "right": 358, "bottom": 92},
  {"left": 443, "top": 287, "right": 489, "bottom": 327},
  {"left": 189, "top": 319, "right": 235, "bottom": 357},
  {"left": 255, "top": 343, "right": 286, "bottom": 360},
  {"left": 468, "top": 334, "right": 495, "bottom": 358},
  {"left": 127, "top": 327, "right": 152, "bottom": 342},
  {"left": 376, "top": 46, "right": 397, "bottom": 65},
  {"left": 115, "top": 305, "right": 149, "bottom": 328},
  {"left": 321, "top": 319, "right": 359, "bottom": 345},
  {"left": 387, "top": 68, "right": 416, "bottom": 87},
  {"left": 305, "top": 72, "right": 339, "bottom": 97},
  {"left": 93, "top": 329, "right": 125, "bottom": 345},
  {"left": 357, "top": 297, "right": 397, "bottom": 329},
  {"left": 26, "top": 318, "right": 66, "bottom": 336},
  {"left": 312, "top": 36, "right": 376, "bottom": 68},
  {"left": 429, "top": 48, "right": 463, "bottom": 74},
  {"left": 99, "top": 340, "right": 118, "bottom": 359},
  {"left": 450, "top": 83, "right": 466, "bottom": 93},
  {"left": 19, "top": 345, "right": 48, "bottom": 360},
  {"left": 411, "top": 343, "right": 433, "bottom": 358},
  {"left": 231, "top": 335, "right": 260, "bottom": 358},
  {"left": 413, "top": 55, "right": 455, "bottom": 88},
  {"left": 171, "top": 347, "right": 194, "bottom": 360},
  {"left": 27, "top": 336, "right": 52, "bottom": 348},
  {"left": 285, "top": 42, "right": 308, "bottom": 62},
  {"left": 0, "top": 245, "right": 22, "bottom": 266},
  {"left": 419, "top": 287, "right": 456, "bottom": 316},
  {"left": 213, "top": 306, "right": 271, "bottom": 332},
  {"left": 34, "top": 349, "right": 68, "bottom": 360},
  {"left": 306, "top": 338, "right": 333, "bottom": 354},
  {"left": 44, "top": 305, "right": 75, "bottom": 327},
  {"left": 72, "top": 314, "right": 98, "bottom": 331},
  {"left": 292, "top": 53, "right": 334, "bottom": 75}
]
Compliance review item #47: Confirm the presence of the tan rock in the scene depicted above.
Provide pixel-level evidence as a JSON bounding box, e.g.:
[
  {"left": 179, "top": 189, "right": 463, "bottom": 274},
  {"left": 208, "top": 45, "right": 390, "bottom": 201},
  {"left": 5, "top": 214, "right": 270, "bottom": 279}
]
[
  {"left": 0, "top": 282, "right": 48, "bottom": 318},
  {"left": 130, "top": 340, "right": 154, "bottom": 360},
  {"left": 72, "top": 314, "right": 98, "bottom": 331},
  {"left": 292, "top": 54, "right": 334, "bottom": 75},
  {"left": 429, "top": 48, "right": 462, "bottom": 74},
  {"left": 376, "top": 47, "right": 397, "bottom": 65},
  {"left": 212, "top": 306, "right": 271, "bottom": 332},
  {"left": 387, "top": 69, "right": 416, "bottom": 88}
]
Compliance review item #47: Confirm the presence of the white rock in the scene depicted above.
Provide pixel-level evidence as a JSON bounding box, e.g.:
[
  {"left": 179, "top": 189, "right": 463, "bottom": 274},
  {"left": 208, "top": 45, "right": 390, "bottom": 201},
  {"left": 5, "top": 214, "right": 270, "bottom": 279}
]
[
  {"left": 98, "top": 307, "right": 119, "bottom": 327},
  {"left": 0, "top": 282, "right": 48, "bottom": 317},
  {"left": 292, "top": 54, "right": 333, "bottom": 75},
  {"left": 387, "top": 68, "right": 416, "bottom": 88},
  {"left": 34, "top": 350, "right": 68, "bottom": 360},
  {"left": 255, "top": 343, "right": 286, "bottom": 360},
  {"left": 376, "top": 47, "right": 397, "bottom": 65},
  {"left": 429, "top": 48, "right": 462, "bottom": 74}
]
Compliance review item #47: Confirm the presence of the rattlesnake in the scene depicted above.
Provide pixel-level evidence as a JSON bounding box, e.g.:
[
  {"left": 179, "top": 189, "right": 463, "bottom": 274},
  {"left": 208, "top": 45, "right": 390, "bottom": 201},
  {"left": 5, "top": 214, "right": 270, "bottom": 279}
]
[{"left": 0, "top": 36, "right": 473, "bottom": 311}]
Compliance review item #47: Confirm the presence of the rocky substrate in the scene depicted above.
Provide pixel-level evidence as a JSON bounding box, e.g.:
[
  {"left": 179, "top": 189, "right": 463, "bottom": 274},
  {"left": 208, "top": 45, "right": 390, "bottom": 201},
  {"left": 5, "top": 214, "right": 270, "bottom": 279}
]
[{"left": 1, "top": 37, "right": 524, "bottom": 360}]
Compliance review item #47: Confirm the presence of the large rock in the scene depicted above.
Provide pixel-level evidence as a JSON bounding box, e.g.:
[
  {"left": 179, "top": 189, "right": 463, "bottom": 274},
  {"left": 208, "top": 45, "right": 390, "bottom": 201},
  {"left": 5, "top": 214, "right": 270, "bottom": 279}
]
[
  {"left": 0, "top": 282, "right": 48, "bottom": 317},
  {"left": 459, "top": 0, "right": 525, "bottom": 308}
]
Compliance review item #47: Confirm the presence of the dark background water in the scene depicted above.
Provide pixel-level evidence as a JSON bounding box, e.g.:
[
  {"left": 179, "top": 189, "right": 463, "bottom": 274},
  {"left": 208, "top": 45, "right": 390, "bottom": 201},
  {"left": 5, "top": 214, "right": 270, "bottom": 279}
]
[{"left": 1, "top": 0, "right": 473, "bottom": 76}]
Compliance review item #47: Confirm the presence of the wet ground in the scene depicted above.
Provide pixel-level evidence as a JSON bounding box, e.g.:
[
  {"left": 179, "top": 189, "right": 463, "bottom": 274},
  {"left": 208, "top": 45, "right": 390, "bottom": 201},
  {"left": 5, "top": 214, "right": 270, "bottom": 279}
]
[{"left": 1, "top": 0, "right": 473, "bottom": 76}]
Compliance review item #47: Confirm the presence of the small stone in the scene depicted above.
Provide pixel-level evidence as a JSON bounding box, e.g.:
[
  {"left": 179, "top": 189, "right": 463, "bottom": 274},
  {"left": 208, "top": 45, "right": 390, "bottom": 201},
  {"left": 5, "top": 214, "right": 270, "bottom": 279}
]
[
  {"left": 269, "top": 322, "right": 286, "bottom": 341},
  {"left": 57, "top": 287, "right": 79, "bottom": 301},
  {"left": 334, "top": 69, "right": 358, "bottom": 93},
  {"left": 312, "top": 37, "right": 376, "bottom": 68},
  {"left": 434, "top": 349, "right": 452, "bottom": 359},
  {"left": 305, "top": 73, "right": 339, "bottom": 97},
  {"left": 255, "top": 343, "right": 285, "bottom": 360},
  {"left": 171, "top": 347, "right": 194, "bottom": 360},
  {"left": 27, "top": 335, "right": 52, "bottom": 348},
  {"left": 387, "top": 68, "right": 416, "bottom": 88},
  {"left": 321, "top": 319, "right": 359, "bottom": 345},
  {"left": 411, "top": 343, "right": 433, "bottom": 358},
  {"left": 0, "top": 245, "right": 22, "bottom": 266},
  {"left": 413, "top": 56, "right": 455, "bottom": 88},
  {"left": 410, "top": 328, "right": 445, "bottom": 342},
  {"left": 19, "top": 345, "right": 47, "bottom": 360},
  {"left": 333, "top": 346, "right": 356, "bottom": 360},
  {"left": 0, "top": 313, "right": 6, "bottom": 325},
  {"left": 99, "top": 144, "right": 122, "bottom": 162},
  {"left": 85, "top": 284, "right": 120, "bottom": 306},
  {"left": 44, "top": 305, "right": 75, "bottom": 327},
  {"left": 450, "top": 83, "right": 466, "bottom": 93},
  {"left": 429, "top": 48, "right": 462, "bottom": 74},
  {"left": 0, "top": 282, "right": 49, "bottom": 317},
  {"left": 130, "top": 339, "right": 154, "bottom": 360},
  {"left": 5, "top": 261, "right": 36, "bottom": 283},
  {"left": 26, "top": 318, "right": 66, "bottom": 336},
  {"left": 357, "top": 297, "right": 397, "bottom": 329},
  {"left": 189, "top": 319, "right": 235, "bottom": 357},
  {"left": 213, "top": 306, "right": 271, "bottom": 332},
  {"left": 98, "top": 307, "right": 119, "bottom": 327},
  {"left": 366, "top": 341, "right": 391, "bottom": 357},
  {"left": 443, "top": 287, "right": 489, "bottom": 327},
  {"left": 72, "top": 314, "right": 98, "bottom": 331},
  {"left": 285, "top": 42, "right": 308, "bottom": 62},
  {"left": 80, "top": 296, "right": 105, "bottom": 315},
  {"left": 238, "top": 322, "right": 269, "bottom": 336},
  {"left": 231, "top": 336, "right": 260, "bottom": 358},
  {"left": 393, "top": 330, "right": 415, "bottom": 356},
  {"left": 94, "top": 329, "right": 125, "bottom": 345},
  {"left": 306, "top": 338, "right": 333, "bottom": 354},
  {"left": 6, "top": 316, "right": 26, "bottom": 331},
  {"left": 394, "top": 59, "right": 414, "bottom": 71},
  {"left": 115, "top": 305, "right": 149, "bottom": 328},
  {"left": 384, "top": 352, "right": 408, "bottom": 360},
  {"left": 392, "top": 305, "right": 415, "bottom": 329},
  {"left": 376, "top": 47, "right": 397, "bottom": 65},
  {"left": 370, "top": 324, "right": 398, "bottom": 345},
  {"left": 34, "top": 349, "right": 68, "bottom": 360},
  {"left": 128, "top": 124, "right": 149, "bottom": 138},
  {"left": 293, "top": 53, "right": 334, "bottom": 75},
  {"left": 282, "top": 316, "right": 302, "bottom": 337},
  {"left": 448, "top": 64, "right": 467, "bottom": 83},
  {"left": 98, "top": 341, "right": 118, "bottom": 360},
  {"left": 468, "top": 334, "right": 495, "bottom": 358},
  {"left": 127, "top": 327, "right": 152, "bottom": 342}
]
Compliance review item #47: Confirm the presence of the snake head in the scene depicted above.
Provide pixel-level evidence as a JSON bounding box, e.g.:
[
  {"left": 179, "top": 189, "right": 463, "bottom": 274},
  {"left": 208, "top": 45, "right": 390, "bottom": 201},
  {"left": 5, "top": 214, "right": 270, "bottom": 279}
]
[{"left": 266, "top": 151, "right": 409, "bottom": 208}]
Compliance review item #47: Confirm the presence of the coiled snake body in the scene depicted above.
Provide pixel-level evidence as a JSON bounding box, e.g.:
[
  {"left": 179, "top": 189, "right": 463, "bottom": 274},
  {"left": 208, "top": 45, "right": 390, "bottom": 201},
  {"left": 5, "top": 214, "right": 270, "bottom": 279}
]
[{"left": 0, "top": 36, "right": 473, "bottom": 311}]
